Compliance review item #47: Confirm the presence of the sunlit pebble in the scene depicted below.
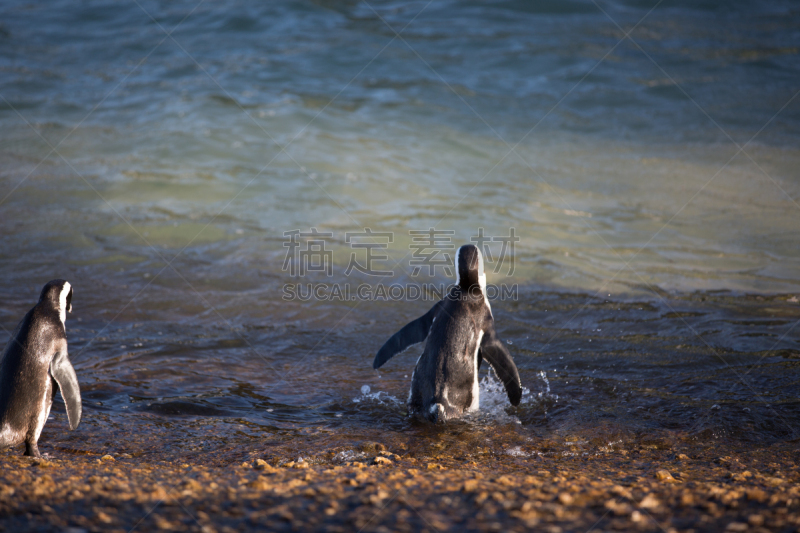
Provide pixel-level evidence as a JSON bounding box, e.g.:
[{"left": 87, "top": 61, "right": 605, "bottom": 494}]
[
  {"left": 120, "top": 345, "right": 126, "bottom": 349},
  {"left": 335, "top": 413, "right": 342, "bottom": 418},
  {"left": 711, "top": 404, "right": 721, "bottom": 410},
  {"left": 266, "top": 409, "right": 273, "bottom": 412}
]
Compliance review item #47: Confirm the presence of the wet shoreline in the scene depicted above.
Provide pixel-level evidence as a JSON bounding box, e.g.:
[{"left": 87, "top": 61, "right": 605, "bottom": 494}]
[{"left": 2, "top": 434, "right": 798, "bottom": 532}]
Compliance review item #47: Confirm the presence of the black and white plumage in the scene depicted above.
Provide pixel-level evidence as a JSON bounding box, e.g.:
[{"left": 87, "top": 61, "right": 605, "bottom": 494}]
[
  {"left": 373, "top": 245, "right": 522, "bottom": 423},
  {"left": 0, "top": 279, "right": 81, "bottom": 457}
]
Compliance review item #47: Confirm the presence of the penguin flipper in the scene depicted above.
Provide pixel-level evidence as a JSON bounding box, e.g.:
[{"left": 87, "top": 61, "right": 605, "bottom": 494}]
[
  {"left": 50, "top": 350, "right": 81, "bottom": 430},
  {"left": 480, "top": 327, "right": 522, "bottom": 406},
  {"left": 373, "top": 301, "right": 442, "bottom": 370}
]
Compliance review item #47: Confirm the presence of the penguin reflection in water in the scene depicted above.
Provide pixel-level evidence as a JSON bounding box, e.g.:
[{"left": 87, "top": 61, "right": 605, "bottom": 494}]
[
  {"left": 0, "top": 280, "right": 81, "bottom": 457},
  {"left": 373, "top": 244, "right": 522, "bottom": 423}
]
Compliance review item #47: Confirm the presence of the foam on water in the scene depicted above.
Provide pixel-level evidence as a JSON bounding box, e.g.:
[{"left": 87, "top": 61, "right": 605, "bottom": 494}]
[
  {"left": 332, "top": 450, "right": 367, "bottom": 463},
  {"left": 505, "top": 446, "right": 532, "bottom": 458},
  {"left": 352, "top": 385, "right": 403, "bottom": 408}
]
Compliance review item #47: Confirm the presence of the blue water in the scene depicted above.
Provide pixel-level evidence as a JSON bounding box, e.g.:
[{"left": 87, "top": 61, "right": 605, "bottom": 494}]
[{"left": 0, "top": 0, "right": 799, "bottom": 460}]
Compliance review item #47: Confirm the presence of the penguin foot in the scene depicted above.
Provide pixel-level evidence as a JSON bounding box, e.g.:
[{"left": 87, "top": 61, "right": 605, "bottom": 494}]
[{"left": 24, "top": 441, "right": 41, "bottom": 458}]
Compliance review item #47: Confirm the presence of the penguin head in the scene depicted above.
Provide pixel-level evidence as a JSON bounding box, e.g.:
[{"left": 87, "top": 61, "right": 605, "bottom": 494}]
[
  {"left": 39, "top": 279, "right": 73, "bottom": 322},
  {"left": 455, "top": 244, "right": 485, "bottom": 292}
]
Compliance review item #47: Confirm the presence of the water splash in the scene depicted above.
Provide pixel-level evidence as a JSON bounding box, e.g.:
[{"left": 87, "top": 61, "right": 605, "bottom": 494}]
[
  {"left": 534, "top": 370, "right": 558, "bottom": 401},
  {"left": 333, "top": 450, "right": 366, "bottom": 463},
  {"left": 505, "top": 446, "right": 531, "bottom": 457},
  {"left": 352, "top": 385, "right": 403, "bottom": 407},
  {"left": 354, "top": 370, "right": 555, "bottom": 425}
]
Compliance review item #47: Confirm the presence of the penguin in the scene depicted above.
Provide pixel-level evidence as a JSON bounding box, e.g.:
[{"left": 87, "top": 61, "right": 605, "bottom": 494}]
[
  {"left": 373, "top": 244, "right": 522, "bottom": 423},
  {"left": 0, "top": 279, "right": 81, "bottom": 457}
]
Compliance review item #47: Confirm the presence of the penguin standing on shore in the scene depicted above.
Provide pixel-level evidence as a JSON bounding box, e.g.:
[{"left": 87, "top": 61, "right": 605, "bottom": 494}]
[
  {"left": 373, "top": 244, "right": 522, "bottom": 423},
  {"left": 0, "top": 279, "right": 81, "bottom": 457}
]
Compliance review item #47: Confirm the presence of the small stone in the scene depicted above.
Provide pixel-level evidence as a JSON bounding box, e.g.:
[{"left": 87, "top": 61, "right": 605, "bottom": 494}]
[
  {"left": 254, "top": 459, "right": 276, "bottom": 472},
  {"left": 371, "top": 456, "right": 392, "bottom": 466},
  {"left": 677, "top": 454, "right": 690, "bottom": 460},
  {"left": 495, "top": 475, "right": 515, "bottom": 486},
  {"left": 378, "top": 451, "right": 401, "bottom": 461},
  {"left": 100, "top": 455, "right": 115, "bottom": 462},
  {"left": 604, "top": 499, "right": 632, "bottom": 516},
  {"left": 359, "top": 442, "right": 387, "bottom": 453},
  {"left": 427, "top": 463, "right": 444, "bottom": 470},
  {"left": 656, "top": 469, "right": 676, "bottom": 483},
  {"left": 726, "top": 522, "right": 748, "bottom": 532},
  {"left": 462, "top": 479, "right": 479, "bottom": 492},
  {"left": 748, "top": 514, "right": 764, "bottom": 527},
  {"left": 558, "top": 493, "right": 574, "bottom": 505},
  {"left": 639, "top": 494, "right": 661, "bottom": 509}
]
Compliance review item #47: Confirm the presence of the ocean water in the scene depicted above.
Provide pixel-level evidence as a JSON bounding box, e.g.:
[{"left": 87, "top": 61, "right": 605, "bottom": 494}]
[{"left": 0, "top": 0, "right": 799, "bottom": 461}]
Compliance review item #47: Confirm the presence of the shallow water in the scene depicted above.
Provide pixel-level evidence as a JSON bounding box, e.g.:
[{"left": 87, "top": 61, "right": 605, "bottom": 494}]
[{"left": 0, "top": 0, "right": 799, "bottom": 462}]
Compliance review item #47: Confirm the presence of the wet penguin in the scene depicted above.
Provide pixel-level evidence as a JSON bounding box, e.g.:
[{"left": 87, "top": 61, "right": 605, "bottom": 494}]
[
  {"left": 373, "top": 244, "right": 522, "bottom": 422},
  {"left": 0, "top": 280, "right": 81, "bottom": 457}
]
